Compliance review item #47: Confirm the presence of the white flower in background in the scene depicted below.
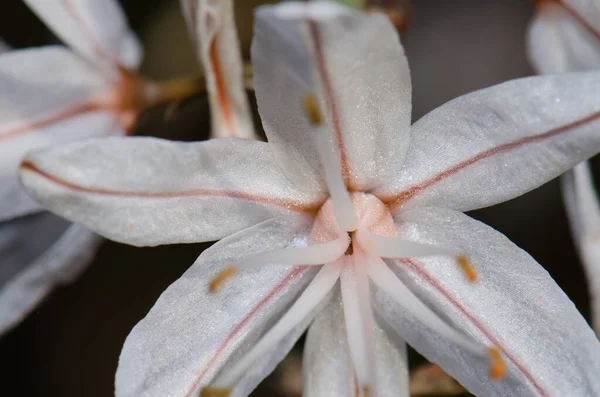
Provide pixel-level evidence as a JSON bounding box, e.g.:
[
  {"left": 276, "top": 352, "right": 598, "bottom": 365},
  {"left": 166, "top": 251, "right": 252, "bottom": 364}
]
[
  {"left": 18, "top": 2, "right": 600, "bottom": 397},
  {"left": 0, "top": 0, "right": 210, "bottom": 335},
  {"left": 527, "top": 0, "right": 600, "bottom": 333},
  {"left": 180, "top": 0, "right": 257, "bottom": 140}
]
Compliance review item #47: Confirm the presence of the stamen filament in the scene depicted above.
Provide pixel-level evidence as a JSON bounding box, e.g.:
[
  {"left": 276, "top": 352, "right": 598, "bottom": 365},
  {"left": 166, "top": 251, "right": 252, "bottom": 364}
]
[
  {"left": 302, "top": 93, "right": 358, "bottom": 232},
  {"left": 356, "top": 229, "right": 459, "bottom": 259},
  {"left": 142, "top": 75, "right": 205, "bottom": 109},
  {"left": 340, "top": 250, "right": 378, "bottom": 392},
  {"left": 368, "top": 259, "right": 485, "bottom": 355},
  {"left": 208, "top": 262, "right": 342, "bottom": 389},
  {"left": 235, "top": 235, "right": 349, "bottom": 268}
]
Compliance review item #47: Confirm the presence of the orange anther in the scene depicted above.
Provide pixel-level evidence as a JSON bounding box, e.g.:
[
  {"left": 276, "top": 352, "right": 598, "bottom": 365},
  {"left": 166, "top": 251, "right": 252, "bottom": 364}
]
[
  {"left": 200, "top": 386, "right": 232, "bottom": 397},
  {"left": 488, "top": 347, "right": 506, "bottom": 381},
  {"left": 208, "top": 267, "right": 237, "bottom": 293},
  {"left": 456, "top": 255, "right": 478, "bottom": 283}
]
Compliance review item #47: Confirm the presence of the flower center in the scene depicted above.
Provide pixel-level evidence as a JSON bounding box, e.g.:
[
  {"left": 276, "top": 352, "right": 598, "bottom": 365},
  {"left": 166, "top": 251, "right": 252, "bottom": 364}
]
[{"left": 310, "top": 192, "right": 396, "bottom": 252}]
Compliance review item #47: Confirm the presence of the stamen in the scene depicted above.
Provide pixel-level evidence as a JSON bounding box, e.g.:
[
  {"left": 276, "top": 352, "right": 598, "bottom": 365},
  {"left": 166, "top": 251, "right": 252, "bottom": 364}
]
[
  {"left": 356, "top": 229, "right": 459, "bottom": 259},
  {"left": 207, "top": 238, "right": 348, "bottom": 292},
  {"left": 235, "top": 235, "right": 349, "bottom": 268},
  {"left": 212, "top": 262, "right": 342, "bottom": 388},
  {"left": 456, "top": 255, "right": 478, "bottom": 283},
  {"left": 488, "top": 347, "right": 506, "bottom": 381},
  {"left": 200, "top": 387, "right": 232, "bottom": 397},
  {"left": 208, "top": 267, "right": 237, "bottom": 293},
  {"left": 341, "top": 249, "right": 378, "bottom": 392},
  {"left": 302, "top": 93, "right": 358, "bottom": 232},
  {"left": 368, "top": 259, "right": 486, "bottom": 356},
  {"left": 360, "top": 386, "right": 371, "bottom": 397}
]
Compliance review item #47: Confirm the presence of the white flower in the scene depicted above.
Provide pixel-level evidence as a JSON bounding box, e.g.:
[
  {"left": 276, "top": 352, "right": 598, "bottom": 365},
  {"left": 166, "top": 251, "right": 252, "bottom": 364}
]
[
  {"left": 180, "top": 0, "right": 257, "bottom": 140},
  {"left": 0, "top": 0, "right": 248, "bottom": 335},
  {"left": 19, "top": 2, "right": 600, "bottom": 396},
  {"left": 527, "top": 0, "right": 600, "bottom": 333}
]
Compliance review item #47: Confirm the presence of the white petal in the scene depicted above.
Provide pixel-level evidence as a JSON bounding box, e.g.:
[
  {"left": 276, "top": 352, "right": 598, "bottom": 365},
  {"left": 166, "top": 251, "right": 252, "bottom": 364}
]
[
  {"left": 374, "top": 206, "right": 600, "bottom": 396},
  {"left": 527, "top": 3, "right": 600, "bottom": 74},
  {"left": 340, "top": 254, "right": 378, "bottom": 393},
  {"left": 0, "top": 215, "right": 101, "bottom": 335},
  {"left": 115, "top": 216, "right": 318, "bottom": 397},
  {"left": 214, "top": 262, "right": 340, "bottom": 388},
  {"left": 0, "top": 177, "right": 42, "bottom": 222},
  {"left": 252, "top": 2, "right": 411, "bottom": 192},
  {"left": 180, "top": 0, "right": 256, "bottom": 139},
  {"left": 24, "top": 0, "right": 142, "bottom": 74},
  {"left": 303, "top": 294, "right": 409, "bottom": 397},
  {"left": 562, "top": 161, "right": 600, "bottom": 333},
  {"left": 375, "top": 72, "right": 600, "bottom": 213},
  {"left": 20, "top": 137, "right": 325, "bottom": 247},
  {"left": 0, "top": 47, "right": 119, "bottom": 221}
]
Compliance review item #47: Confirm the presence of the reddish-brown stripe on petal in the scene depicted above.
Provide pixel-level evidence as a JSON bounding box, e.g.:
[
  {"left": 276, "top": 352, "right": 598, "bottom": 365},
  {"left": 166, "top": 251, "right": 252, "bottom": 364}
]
[
  {"left": 209, "top": 38, "right": 237, "bottom": 136},
  {"left": 308, "top": 19, "right": 353, "bottom": 189},
  {"left": 184, "top": 266, "right": 310, "bottom": 397},
  {"left": 20, "top": 161, "right": 323, "bottom": 213},
  {"left": 383, "top": 109, "right": 600, "bottom": 210},
  {"left": 0, "top": 103, "right": 99, "bottom": 141},
  {"left": 398, "top": 258, "right": 549, "bottom": 396}
]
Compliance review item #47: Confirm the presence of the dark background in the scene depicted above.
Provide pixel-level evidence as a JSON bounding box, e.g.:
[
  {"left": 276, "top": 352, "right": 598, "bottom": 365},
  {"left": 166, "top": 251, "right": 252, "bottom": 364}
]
[{"left": 0, "top": 0, "right": 596, "bottom": 396}]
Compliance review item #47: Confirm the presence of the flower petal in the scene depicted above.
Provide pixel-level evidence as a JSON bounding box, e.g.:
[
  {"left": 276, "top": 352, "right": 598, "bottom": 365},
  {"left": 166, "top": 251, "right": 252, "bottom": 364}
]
[
  {"left": 0, "top": 178, "right": 41, "bottom": 222},
  {"left": 528, "top": 3, "right": 600, "bottom": 74},
  {"left": 252, "top": 2, "right": 411, "bottom": 192},
  {"left": 23, "top": 0, "right": 142, "bottom": 74},
  {"left": 304, "top": 294, "right": 409, "bottom": 397},
  {"left": 0, "top": 214, "right": 101, "bottom": 335},
  {"left": 115, "top": 216, "right": 317, "bottom": 397},
  {"left": 375, "top": 72, "right": 600, "bottom": 213},
  {"left": 0, "top": 46, "right": 119, "bottom": 221},
  {"left": 562, "top": 161, "right": 600, "bottom": 333},
  {"left": 374, "top": 206, "right": 600, "bottom": 396},
  {"left": 180, "top": 0, "right": 256, "bottom": 139},
  {"left": 20, "top": 136, "right": 325, "bottom": 247}
]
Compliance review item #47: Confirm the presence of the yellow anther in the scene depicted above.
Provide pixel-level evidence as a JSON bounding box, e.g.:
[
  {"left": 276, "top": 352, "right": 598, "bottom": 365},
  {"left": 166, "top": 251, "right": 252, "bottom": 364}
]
[
  {"left": 208, "top": 267, "right": 237, "bottom": 293},
  {"left": 302, "top": 93, "right": 323, "bottom": 126},
  {"left": 200, "top": 386, "right": 232, "bottom": 397},
  {"left": 359, "top": 386, "right": 370, "bottom": 397},
  {"left": 456, "top": 255, "right": 478, "bottom": 283},
  {"left": 488, "top": 347, "right": 506, "bottom": 381}
]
